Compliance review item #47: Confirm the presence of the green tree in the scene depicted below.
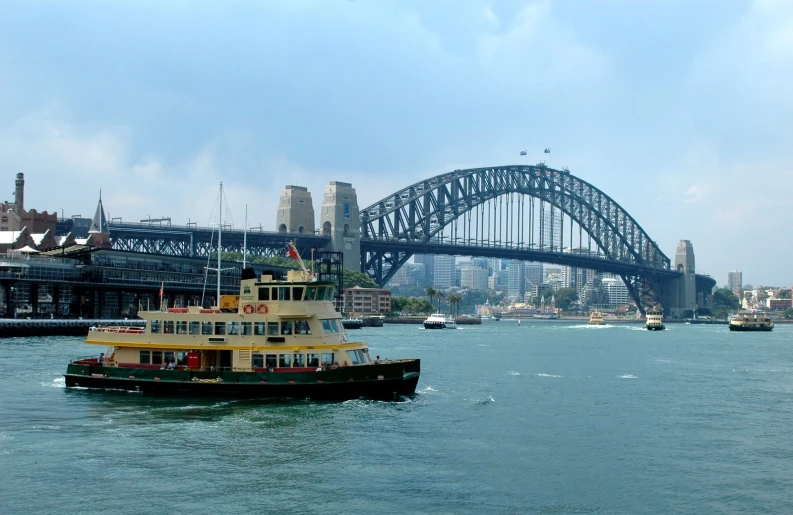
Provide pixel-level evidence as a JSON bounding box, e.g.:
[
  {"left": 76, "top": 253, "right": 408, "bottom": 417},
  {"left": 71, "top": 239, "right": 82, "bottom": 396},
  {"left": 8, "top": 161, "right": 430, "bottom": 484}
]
[
  {"left": 436, "top": 291, "right": 445, "bottom": 313},
  {"left": 342, "top": 270, "right": 379, "bottom": 289},
  {"left": 447, "top": 293, "right": 463, "bottom": 316},
  {"left": 712, "top": 288, "right": 740, "bottom": 310},
  {"left": 551, "top": 287, "right": 579, "bottom": 310},
  {"left": 785, "top": 307, "right": 793, "bottom": 319},
  {"left": 391, "top": 296, "right": 433, "bottom": 315},
  {"left": 425, "top": 287, "right": 437, "bottom": 310}
]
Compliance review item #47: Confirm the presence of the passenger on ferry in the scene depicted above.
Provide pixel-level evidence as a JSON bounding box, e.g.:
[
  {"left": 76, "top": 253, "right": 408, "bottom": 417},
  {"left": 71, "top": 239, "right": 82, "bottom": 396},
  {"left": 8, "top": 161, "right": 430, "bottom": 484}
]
[
  {"left": 98, "top": 353, "right": 104, "bottom": 364},
  {"left": 374, "top": 355, "right": 381, "bottom": 364},
  {"left": 167, "top": 359, "right": 176, "bottom": 370}
]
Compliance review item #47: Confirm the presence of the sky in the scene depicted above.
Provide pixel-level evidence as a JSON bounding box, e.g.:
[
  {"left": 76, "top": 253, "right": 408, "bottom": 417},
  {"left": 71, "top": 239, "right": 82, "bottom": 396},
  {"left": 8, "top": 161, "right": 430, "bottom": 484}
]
[{"left": 0, "top": 0, "right": 791, "bottom": 286}]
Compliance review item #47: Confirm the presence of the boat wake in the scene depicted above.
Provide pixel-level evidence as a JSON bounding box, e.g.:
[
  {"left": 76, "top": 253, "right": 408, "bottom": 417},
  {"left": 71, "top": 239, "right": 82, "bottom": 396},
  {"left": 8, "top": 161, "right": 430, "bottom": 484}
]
[
  {"left": 45, "top": 377, "right": 66, "bottom": 388},
  {"left": 418, "top": 386, "right": 438, "bottom": 394},
  {"left": 536, "top": 373, "right": 562, "bottom": 378},
  {"left": 569, "top": 324, "right": 613, "bottom": 329},
  {"left": 619, "top": 374, "right": 638, "bottom": 379},
  {"left": 507, "top": 371, "right": 521, "bottom": 376}
]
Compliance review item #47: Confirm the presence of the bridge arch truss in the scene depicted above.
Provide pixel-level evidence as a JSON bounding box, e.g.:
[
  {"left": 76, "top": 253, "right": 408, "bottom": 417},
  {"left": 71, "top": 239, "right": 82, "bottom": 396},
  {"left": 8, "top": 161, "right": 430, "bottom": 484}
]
[{"left": 360, "top": 165, "right": 674, "bottom": 312}]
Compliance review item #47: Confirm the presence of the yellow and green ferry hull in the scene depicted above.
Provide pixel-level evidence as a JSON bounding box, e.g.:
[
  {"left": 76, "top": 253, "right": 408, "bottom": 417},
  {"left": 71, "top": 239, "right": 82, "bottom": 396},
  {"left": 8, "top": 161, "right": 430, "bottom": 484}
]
[{"left": 65, "top": 360, "right": 420, "bottom": 401}]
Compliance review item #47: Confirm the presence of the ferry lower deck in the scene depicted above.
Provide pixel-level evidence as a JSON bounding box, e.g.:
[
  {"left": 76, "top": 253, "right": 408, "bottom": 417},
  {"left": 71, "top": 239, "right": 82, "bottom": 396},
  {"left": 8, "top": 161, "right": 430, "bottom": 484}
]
[{"left": 65, "top": 358, "right": 420, "bottom": 400}]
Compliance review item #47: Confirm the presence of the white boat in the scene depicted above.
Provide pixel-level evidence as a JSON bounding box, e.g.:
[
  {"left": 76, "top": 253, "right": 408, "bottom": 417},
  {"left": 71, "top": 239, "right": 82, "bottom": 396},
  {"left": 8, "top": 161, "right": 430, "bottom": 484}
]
[{"left": 423, "top": 313, "right": 457, "bottom": 329}]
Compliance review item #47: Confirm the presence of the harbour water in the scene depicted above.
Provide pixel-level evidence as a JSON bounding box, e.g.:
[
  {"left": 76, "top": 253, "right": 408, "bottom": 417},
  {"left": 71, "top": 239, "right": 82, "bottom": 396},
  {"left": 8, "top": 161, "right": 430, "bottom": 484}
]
[{"left": 2, "top": 322, "right": 792, "bottom": 514}]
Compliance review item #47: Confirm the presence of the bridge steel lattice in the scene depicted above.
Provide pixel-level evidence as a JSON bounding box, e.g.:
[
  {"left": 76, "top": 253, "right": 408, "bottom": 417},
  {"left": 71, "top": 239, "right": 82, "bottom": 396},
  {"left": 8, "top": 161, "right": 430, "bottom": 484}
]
[
  {"left": 360, "top": 164, "right": 680, "bottom": 313},
  {"left": 108, "top": 223, "right": 331, "bottom": 261}
]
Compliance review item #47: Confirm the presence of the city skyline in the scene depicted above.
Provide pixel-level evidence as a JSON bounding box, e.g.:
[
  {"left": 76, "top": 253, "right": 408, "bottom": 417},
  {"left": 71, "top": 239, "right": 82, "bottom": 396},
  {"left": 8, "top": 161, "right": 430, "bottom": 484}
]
[{"left": 1, "top": 1, "right": 791, "bottom": 285}]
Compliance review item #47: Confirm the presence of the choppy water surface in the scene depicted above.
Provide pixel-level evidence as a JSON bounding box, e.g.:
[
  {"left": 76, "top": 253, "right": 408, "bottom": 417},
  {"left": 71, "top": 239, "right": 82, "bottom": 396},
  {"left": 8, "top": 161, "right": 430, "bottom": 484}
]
[{"left": 2, "top": 322, "right": 793, "bottom": 514}]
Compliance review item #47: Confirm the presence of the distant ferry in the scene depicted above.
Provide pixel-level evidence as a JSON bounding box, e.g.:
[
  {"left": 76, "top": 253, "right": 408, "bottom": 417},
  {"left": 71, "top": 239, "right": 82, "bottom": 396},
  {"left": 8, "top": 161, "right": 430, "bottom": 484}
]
[
  {"left": 423, "top": 313, "right": 457, "bottom": 329},
  {"left": 729, "top": 311, "right": 774, "bottom": 332},
  {"left": 589, "top": 311, "right": 605, "bottom": 325},
  {"left": 645, "top": 308, "right": 665, "bottom": 331}
]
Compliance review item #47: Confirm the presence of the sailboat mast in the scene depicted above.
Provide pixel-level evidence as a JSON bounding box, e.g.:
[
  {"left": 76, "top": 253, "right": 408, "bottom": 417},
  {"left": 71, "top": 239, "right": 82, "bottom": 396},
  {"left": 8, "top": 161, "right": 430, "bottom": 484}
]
[
  {"left": 217, "top": 182, "right": 223, "bottom": 306},
  {"left": 243, "top": 204, "right": 248, "bottom": 268}
]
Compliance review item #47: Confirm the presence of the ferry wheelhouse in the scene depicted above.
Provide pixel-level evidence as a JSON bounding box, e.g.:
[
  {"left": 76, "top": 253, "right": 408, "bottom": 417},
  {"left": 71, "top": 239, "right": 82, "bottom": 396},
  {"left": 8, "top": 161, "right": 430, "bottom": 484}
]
[{"left": 64, "top": 268, "right": 420, "bottom": 400}]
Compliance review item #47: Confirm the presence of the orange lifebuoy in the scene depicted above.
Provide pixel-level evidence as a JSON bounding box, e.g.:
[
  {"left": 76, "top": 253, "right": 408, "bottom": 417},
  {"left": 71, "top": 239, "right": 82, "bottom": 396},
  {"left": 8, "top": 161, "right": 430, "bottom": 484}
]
[
  {"left": 242, "top": 304, "right": 254, "bottom": 314},
  {"left": 257, "top": 303, "right": 268, "bottom": 314}
]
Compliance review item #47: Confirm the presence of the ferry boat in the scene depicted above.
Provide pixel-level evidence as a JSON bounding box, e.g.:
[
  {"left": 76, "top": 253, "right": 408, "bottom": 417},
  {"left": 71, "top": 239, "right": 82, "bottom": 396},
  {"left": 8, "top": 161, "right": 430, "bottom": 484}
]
[
  {"left": 64, "top": 187, "right": 419, "bottom": 401},
  {"left": 645, "top": 308, "right": 665, "bottom": 331},
  {"left": 423, "top": 313, "right": 457, "bottom": 329},
  {"left": 729, "top": 311, "right": 774, "bottom": 332},
  {"left": 588, "top": 310, "right": 605, "bottom": 325},
  {"left": 341, "top": 316, "right": 364, "bottom": 330},
  {"left": 64, "top": 268, "right": 420, "bottom": 400}
]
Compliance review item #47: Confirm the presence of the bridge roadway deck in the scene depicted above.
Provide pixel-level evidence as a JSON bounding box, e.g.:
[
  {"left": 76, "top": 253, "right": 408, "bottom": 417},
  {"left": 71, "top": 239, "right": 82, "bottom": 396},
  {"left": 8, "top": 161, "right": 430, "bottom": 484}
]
[{"left": 360, "top": 239, "right": 682, "bottom": 279}]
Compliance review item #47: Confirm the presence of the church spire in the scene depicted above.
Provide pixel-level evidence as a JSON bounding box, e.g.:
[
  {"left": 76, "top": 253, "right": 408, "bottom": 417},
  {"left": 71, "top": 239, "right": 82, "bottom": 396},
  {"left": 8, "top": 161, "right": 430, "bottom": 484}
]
[{"left": 89, "top": 191, "right": 107, "bottom": 233}]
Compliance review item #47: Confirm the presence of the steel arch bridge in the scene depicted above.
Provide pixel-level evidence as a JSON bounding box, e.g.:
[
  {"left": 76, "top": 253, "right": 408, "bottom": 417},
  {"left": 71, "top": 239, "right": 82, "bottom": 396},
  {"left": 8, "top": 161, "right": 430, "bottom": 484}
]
[{"left": 359, "top": 164, "right": 681, "bottom": 313}]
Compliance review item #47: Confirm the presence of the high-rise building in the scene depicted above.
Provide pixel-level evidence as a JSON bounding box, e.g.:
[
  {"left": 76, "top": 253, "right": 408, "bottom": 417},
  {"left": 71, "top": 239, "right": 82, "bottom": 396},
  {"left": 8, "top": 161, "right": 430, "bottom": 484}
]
[
  {"left": 602, "top": 277, "right": 631, "bottom": 306},
  {"left": 461, "top": 268, "right": 489, "bottom": 290},
  {"left": 508, "top": 260, "right": 526, "bottom": 301},
  {"left": 433, "top": 255, "right": 456, "bottom": 288},
  {"left": 524, "top": 262, "right": 542, "bottom": 291},
  {"left": 728, "top": 270, "right": 742, "bottom": 295},
  {"left": 413, "top": 254, "right": 435, "bottom": 284}
]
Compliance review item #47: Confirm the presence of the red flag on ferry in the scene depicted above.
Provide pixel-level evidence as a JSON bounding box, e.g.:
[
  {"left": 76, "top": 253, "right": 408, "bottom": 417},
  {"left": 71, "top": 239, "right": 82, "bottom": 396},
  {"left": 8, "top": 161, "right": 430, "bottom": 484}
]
[
  {"left": 287, "top": 245, "right": 299, "bottom": 260},
  {"left": 159, "top": 281, "right": 164, "bottom": 298}
]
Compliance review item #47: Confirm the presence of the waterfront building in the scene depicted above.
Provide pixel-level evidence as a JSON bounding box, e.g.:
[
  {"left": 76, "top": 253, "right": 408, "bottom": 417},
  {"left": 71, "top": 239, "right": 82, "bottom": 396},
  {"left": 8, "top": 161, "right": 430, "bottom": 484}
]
[
  {"left": 0, "top": 173, "right": 58, "bottom": 234},
  {"left": 728, "top": 270, "right": 742, "bottom": 295},
  {"left": 461, "top": 267, "right": 488, "bottom": 290},
  {"left": 341, "top": 286, "right": 392, "bottom": 316},
  {"left": 433, "top": 255, "right": 456, "bottom": 288}
]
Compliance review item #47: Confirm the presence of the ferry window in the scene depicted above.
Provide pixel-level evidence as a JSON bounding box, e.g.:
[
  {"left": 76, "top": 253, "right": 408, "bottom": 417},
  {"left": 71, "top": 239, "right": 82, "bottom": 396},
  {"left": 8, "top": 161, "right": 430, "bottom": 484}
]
[
  {"left": 252, "top": 353, "right": 264, "bottom": 368},
  {"left": 241, "top": 322, "right": 252, "bottom": 336},
  {"left": 267, "top": 322, "right": 279, "bottom": 335},
  {"left": 355, "top": 350, "right": 368, "bottom": 364},
  {"left": 176, "top": 321, "right": 188, "bottom": 334},
  {"left": 202, "top": 321, "right": 213, "bottom": 335},
  {"left": 164, "top": 351, "right": 175, "bottom": 364},
  {"left": 293, "top": 354, "right": 305, "bottom": 367},
  {"left": 326, "top": 287, "right": 336, "bottom": 300},
  {"left": 258, "top": 288, "right": 270, "bottom": 301},
  {"left": 164, "top": 321, "right": 174, "bottom": 334},
  {"left": 321, "top": 319, "right": 332, "bottom": 333},
  {"left": 140, "top": 350, "right": 151, "bottom": 364},
  {"left": 177, "top": 352, "right": 188, "bottom": 366},
  {"left": 307, "top": 353, "right": 320, "bottom": 367},
  {"left": 305, "top": 286, "right": 317, "bottom": 301},
  {"left": 278, "top": 287, "right": 291, "bottom": 301},
  {"left": 282, "top": 321, "right": 293, "bottom": 335},
  {"left": 321, "top": 352, "right": 334, "bottom": 366},
  {"left": 295, "top": 320, "right": 311, "bottom": 335},
  {"left": 189, "top": 321, "right": 200, "bottom": 335},
  {"left": 227, "top": 321, "right": 240, "bottom": 335},
  {"left": 349, "top": 351, "right": 359, "bottom": 365},
  {"left": 293, "top": 287, "right": 304, "bottom": 300},
  {"left": 150, "top": 320, "right": 161, "bottom": 334},
  {"left": 214, "top": 321, "right": 226, "bottom": 335},
  {"left": 152, "top": 351, "right": 163, "bottom": 365},
  {"left": 265, "top": 354, "right": 277, "bottom": 368},
  {"left": 279, "top": 354, "right": 291, "bottom": 367},
  {"left": 330, "top": 319, "right": 341, "bottom": 333},
  {"left": 254, "top": 322, "right": 266, "bottom": 335}
]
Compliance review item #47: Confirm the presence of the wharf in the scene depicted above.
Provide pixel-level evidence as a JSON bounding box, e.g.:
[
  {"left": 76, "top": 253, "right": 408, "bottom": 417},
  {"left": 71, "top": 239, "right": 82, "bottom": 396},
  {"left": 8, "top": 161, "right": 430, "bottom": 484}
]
[{"left": 0, "top": 319, "right": 145, "bottom": 337}]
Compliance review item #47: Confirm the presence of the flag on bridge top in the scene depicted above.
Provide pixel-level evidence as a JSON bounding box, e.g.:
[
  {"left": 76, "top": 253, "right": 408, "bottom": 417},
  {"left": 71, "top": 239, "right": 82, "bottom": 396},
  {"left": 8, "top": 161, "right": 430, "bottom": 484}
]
[
  {"left": 519, "top": 150, "right": 527, "bottom": 156},
  {"left": 544, "top": 148, "right": 551, "bottom": 153}
]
